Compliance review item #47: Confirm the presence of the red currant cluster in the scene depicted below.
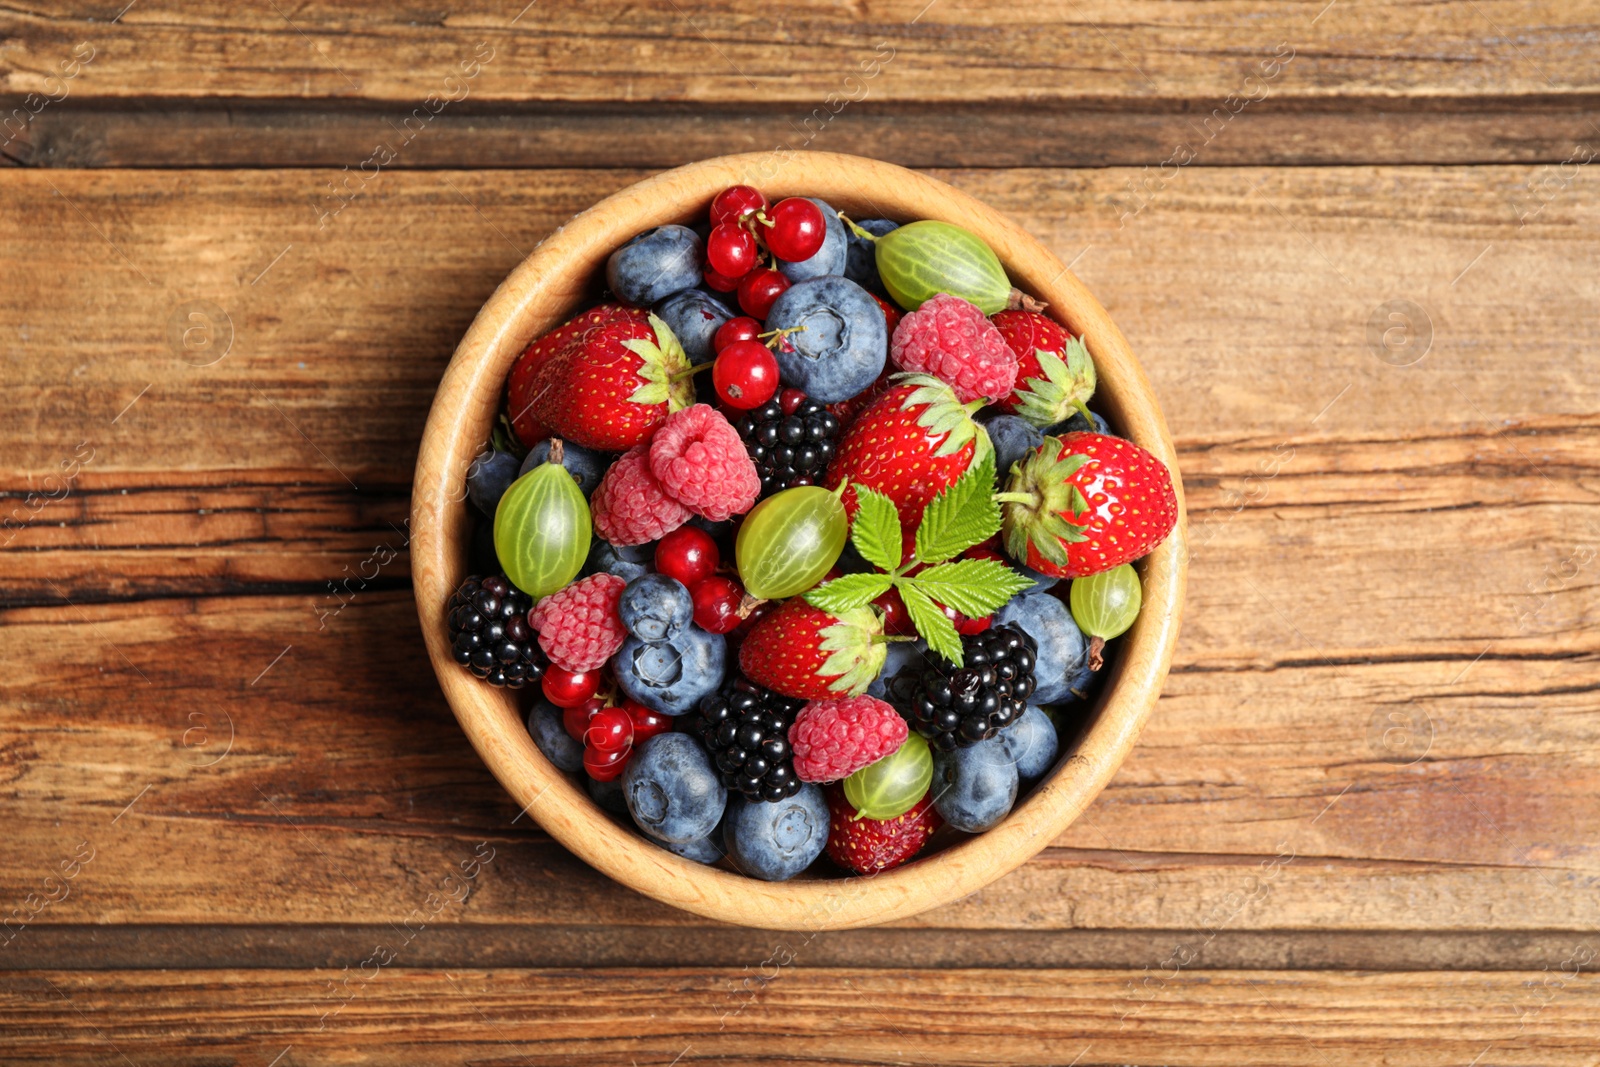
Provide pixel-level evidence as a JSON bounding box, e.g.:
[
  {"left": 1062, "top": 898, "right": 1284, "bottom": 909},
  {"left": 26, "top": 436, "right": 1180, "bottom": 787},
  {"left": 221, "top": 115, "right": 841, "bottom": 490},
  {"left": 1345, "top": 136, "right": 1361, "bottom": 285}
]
[
  {"left": 701, "top": 185, "right": 832, "bottom": 414},
  {"left": 561, "top": 696, "right": 673, "bottom": 782},
  {"left": 654, "top": 525, "right": 748, "bottom": 635}
]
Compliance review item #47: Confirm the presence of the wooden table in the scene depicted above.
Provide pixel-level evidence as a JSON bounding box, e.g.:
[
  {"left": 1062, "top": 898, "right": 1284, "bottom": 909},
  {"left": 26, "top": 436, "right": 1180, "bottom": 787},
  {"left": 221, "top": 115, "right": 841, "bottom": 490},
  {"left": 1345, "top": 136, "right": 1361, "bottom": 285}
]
[{"left": 3, "top": 3, "right": 1598, "bottom": 1063}]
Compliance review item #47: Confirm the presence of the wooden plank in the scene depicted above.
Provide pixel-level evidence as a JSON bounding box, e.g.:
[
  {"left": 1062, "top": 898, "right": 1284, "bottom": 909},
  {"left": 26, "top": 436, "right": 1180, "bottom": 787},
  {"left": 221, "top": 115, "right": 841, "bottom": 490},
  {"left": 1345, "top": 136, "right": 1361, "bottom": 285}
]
[
  {"left": 2, "top": 164, "right": 1596, "bottom": 480},
  {"left": 10, "top": 100, "right": 1600, "bottom": 168},
  {"left": 1, "top": 967, "right": 1597, "bottom": 1066},
  {"left": 0, "top": 590, "right": 1594, "bottom": 933},
  {"left": 3, "top": 925, "right": 1591, "bottom": 972},
  {"left": 1, "top": 1, "right": 1596, "bottom": 106}
]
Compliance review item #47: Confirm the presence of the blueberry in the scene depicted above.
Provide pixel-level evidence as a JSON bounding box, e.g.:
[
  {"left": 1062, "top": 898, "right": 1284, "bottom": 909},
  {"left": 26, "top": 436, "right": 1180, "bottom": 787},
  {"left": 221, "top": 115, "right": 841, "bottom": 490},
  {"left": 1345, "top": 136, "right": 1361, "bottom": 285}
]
[
  {"left": 999, "top": 705, "right": 1059, "bottom": 785},
  {"left": 868, "top": 638, "right": 928, "bottom": 701},
  {"left": 587, "top": 772, "right": 629, "bottom": 816},
  {"left": 584, "top": 538, "right": 653, "bottom": 583},
  {"left": 978, "top": 414, "right": 1044, "bottom": 481},
  {"left": 655, "top": 289, "right": 733, "bottom": 362},
  {"left": 722, "top": 783, "right": 828, "bottom": 881},
  {"left": 526, "top": 698, "right": 584, "bottom": 774},
  {"left": 833, "top": 541, "right": 875, "bottom": 575},
  {"left": 845, "top": 217, "right": 899, "bottom": 292},
  {"left": 688, "top": 513, "right": 734, "bottom": 544},
  {"left": 607, "top": 225, "right": 703, "bottom": 306},
  {"left": 518, "top": 438, "right": 609, "bottom": 497},
  {"left": 763, "top": 276, "right": 887, "bottom": 403},
  {"left": 1046, "top": 409, "right": 1112, "bottom": 437},
  {"left": 775, "top": 198, "right": 847, "bottom": 282},
  {"left": 994, "top": 593, "right": 1088, "bottom": 704},
  {"left": 613, "top": 626, "right": 727, "bottom": 715},
  {"left": 932, "top": 737, "right": 1019, "bottom": 832},
  {"left": 466, "top": 449, "right": 522, "bottom": 516},
  {"left": 665, "top": 828, "right": 726, "bottom": 866},
  {"left": 618, "top": 573, "right": 693, "bottom": 642},
  {"left": 623, "top": 733, "right": 727, "bottom": 844}
]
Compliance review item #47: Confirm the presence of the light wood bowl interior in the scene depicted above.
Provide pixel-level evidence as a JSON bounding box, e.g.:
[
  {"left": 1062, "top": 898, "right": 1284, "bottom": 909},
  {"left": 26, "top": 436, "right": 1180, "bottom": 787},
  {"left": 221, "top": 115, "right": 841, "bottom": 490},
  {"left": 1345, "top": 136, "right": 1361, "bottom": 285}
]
[{"left": 412, "top": 151, "right": 1187, "bottom": 930}]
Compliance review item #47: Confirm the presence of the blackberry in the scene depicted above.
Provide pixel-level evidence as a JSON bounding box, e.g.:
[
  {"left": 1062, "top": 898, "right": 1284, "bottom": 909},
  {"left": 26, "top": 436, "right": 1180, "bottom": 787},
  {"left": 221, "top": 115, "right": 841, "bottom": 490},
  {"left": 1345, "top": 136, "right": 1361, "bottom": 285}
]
[
  {"left": 907, "top": 624, "right": 1036, "bottom": 751},
  {"left": 689, "top": 677, "right": 805, "bottom": 801},
  {"left": 447, "top": 574, "right": 547, "bottom": 688},
  {"left": 735, "top": 395, "right": 841, "bottom": 497}
]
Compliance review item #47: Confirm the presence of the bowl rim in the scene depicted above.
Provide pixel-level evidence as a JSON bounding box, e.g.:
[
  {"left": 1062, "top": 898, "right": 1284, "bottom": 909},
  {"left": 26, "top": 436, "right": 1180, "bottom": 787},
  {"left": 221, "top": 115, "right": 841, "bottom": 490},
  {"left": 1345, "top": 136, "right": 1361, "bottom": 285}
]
[{"left": 412, "top": 151, "right": 1187, "bottom": 931}]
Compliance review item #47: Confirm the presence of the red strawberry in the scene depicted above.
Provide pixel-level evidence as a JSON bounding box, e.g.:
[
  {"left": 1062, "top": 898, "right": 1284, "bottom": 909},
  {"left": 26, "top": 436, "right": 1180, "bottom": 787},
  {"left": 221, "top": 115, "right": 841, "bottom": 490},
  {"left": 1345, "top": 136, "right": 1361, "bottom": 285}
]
[
  {"left": 826, "top": 373, "right": 990, "bottom": 553},
  {"left": 825, "top": 365, "right": 895, "bottom": 431},
  {"left": 507, "top": 304, "right": 646, "bottom": 447},
  {"left": 824, "top": 785, "right": 941, "bottom": 875},
  {"left": 990, "top": 310, "right": 1096, "bottom": 428},
  {"left": 738, "top": 599, "right": 886, "bottom": 700},
  {"left": 999, "top": 431, "right": 1178, "bottom": 578},
  {"left": 525, "top": 310, "right": 694, "bottom": 451}
]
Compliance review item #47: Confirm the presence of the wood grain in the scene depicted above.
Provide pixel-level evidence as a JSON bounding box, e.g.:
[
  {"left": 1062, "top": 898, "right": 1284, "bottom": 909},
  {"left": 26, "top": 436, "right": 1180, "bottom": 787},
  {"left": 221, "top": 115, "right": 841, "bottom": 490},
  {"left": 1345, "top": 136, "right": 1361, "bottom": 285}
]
[
  {"left": 11, "top": 100, "right": 1600, "bottom": 168},
  {"left": 2, "top": 163, "right": 1596, "bottom": 938},
  {"left": 2, "top": 967, "right": 1597, "bottom": 1066},
  {"left": 2, "top": 1, "right": 1596, "bottom": 105}
]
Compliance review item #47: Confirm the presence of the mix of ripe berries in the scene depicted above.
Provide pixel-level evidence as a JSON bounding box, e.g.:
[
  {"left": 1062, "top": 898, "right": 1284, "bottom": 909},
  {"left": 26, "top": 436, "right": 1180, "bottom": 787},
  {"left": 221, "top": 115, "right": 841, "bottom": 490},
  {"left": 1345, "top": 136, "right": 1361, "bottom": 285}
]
[{"left": 443, "top": 177, "right": 1181, "bottom": 881}]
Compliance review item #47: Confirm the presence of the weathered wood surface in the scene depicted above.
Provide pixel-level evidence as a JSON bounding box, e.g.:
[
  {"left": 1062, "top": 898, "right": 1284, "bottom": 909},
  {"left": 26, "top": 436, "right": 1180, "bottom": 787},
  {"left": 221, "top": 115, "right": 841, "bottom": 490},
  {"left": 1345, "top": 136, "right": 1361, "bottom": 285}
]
[
  {"left": 2, "top": 165, "right": 1596, "bottom": 946},
  {"left": 3, "top": 967, "right": 1598, "bottom": 1066}
]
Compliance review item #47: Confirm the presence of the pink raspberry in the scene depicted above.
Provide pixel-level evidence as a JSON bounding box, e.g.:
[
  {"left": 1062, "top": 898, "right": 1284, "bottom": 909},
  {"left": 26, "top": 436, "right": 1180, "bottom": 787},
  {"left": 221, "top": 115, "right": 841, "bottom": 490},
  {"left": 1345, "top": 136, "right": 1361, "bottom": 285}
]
[
  {"left": 890, "top": 293, "right": 1018, "bottom": 403},
  {"left": 529, "top": 573, "right": 628, "bottom": 672},
  {"left": 647, "top": 404, "right": 760, "bottom": 521},
  {"left": 788, "top": 695, "right": 908, "bottom": 783},
  {"left": 591, "top": 444, "right": 691, "bottom": 546}
]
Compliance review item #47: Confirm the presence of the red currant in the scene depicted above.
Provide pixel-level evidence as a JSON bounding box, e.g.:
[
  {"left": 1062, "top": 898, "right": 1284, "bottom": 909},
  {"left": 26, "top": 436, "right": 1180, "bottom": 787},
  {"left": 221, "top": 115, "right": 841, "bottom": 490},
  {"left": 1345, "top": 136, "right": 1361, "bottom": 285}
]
[
  {"left": 779, "top": 388, "right": 808, "bottom": 416},
  {"left": 710, "top": 185, "right": 767, "bottom": 226},
  {"left": 583, "top": 744, "right": 630, "bottom": 782},
  {"left": 762, "top": 197, "right": 826, "bottom": 261},
  {"left": 562, "top": 696, "right": 607, "bottom": 742},
  {"left": 625, "top": 702, "right": 673, "bottom": 743},
  {"left": 706, "top": 221, "right": 759, "bottom": 278},
  {"left": 542, "top": 666, "right": 600, "bottom": 708},
  {"left": 585, "top": 705, "right": 635, "bottom": 754},
  {"left": 692, "top": 575, "right": 746, "bottom": 634},
  {"left": 737, "top": 268, "right": 790, "bottom": 319},
  {"left": 713, "top": 340, "right": 779, "bottom": 410},
  {"left": 872, "top": 589, "right": 915, "bottom": 636},
  {"left": 703, "top": 265, "right": 743, "bottom": 292},
  {"left": 655, "top": 526, "right": 720, "bottom": 587},
  {"left": 713, "top": 315, "right": 762, "bottom": 353},
  {"left": 944, "top": 600, "right": 991, "bottom": 635}
]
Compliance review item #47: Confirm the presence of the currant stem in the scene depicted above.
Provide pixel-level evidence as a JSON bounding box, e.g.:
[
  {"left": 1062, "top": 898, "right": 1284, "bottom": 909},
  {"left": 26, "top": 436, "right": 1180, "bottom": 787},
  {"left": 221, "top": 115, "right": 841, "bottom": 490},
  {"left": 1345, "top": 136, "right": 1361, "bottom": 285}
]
[{"left": 837, "top": 212, "right": 877, "bottom": 242}]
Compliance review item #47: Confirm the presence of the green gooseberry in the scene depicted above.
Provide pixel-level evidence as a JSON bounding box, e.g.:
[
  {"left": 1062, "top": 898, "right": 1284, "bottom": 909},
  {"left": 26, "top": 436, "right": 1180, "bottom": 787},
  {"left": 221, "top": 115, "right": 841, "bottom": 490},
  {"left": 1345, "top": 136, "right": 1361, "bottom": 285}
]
[
  {"left": 493, "top": 445, "right": 591, "bottom": 600},
  {"left": 734, "top": 484, "right": 848, "bottom": 600},
  {"left": 844, "top": 732, "right": 933, "bottom": 821}
]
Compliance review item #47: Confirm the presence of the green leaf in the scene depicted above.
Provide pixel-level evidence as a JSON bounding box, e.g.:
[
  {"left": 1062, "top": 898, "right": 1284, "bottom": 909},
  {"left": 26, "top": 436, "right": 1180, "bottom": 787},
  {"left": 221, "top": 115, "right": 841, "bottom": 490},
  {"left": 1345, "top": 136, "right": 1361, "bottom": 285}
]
[
  {"left": 803, "top": 572, "right": 894, "bottom": 615},
  {"left": 898, "top": 581, "right": 964, "bottom": 666},
  {"left": 914, "top": 450, "right": 1000, "bottom": 565},
  {"left": 907, "top": 559, "right": 1033, "bottom": 618},
  {"left": 850, "top": 485, "right": 902, "bottom": 572}
]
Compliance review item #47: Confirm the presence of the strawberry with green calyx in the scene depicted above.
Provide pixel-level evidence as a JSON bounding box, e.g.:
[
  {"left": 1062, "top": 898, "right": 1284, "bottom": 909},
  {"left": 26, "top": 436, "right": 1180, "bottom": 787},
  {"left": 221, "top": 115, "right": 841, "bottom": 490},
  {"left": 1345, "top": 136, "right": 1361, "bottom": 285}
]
[
  {"left": 526, "top": 311, "right": 694, "bottom": 452},
  {"left": 826, "top": 373, "right": 993, "bottom": 557},
  {"left": 990, "top": 310, "right": 1097, "bottom": 429},
  {"left": 805, "top": 454, "right": 1032, "bottom": 667},
  {"left": 738, "top": 599, "right": 890, "bottom": 700},
  {"left": 507, "top": 303, "right": 646, "bottom": 447},
  {"left": 997, "top": 431, "right": 1178, "bottom": 579}
]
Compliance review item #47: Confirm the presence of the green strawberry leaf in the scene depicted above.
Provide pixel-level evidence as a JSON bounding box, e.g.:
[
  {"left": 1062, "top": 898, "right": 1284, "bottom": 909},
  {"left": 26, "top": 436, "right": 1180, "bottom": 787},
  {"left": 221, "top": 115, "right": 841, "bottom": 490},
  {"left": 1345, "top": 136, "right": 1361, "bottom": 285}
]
[
  {"left": 850, "top": 484, "right": 902, "bottom": 572},
  {"left": 804, "top": 572, "right": 894, "bottom": 615},
  {"left": 906, "top": 558, "right": 1033, "bottom": 618},
  {"left": 898, "top": 582, "right": 964, "bottom": 666},
  {"left": 914, "top": 450, "right": 1000, "bottom": 565}
]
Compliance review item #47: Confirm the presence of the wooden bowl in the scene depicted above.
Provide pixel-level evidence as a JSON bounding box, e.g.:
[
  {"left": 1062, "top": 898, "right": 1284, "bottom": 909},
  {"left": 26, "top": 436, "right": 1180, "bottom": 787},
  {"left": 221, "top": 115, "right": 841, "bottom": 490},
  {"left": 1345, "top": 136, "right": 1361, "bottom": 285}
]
[{"left": 412, "top": 152, "right": 1186, "bottom": 930}]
